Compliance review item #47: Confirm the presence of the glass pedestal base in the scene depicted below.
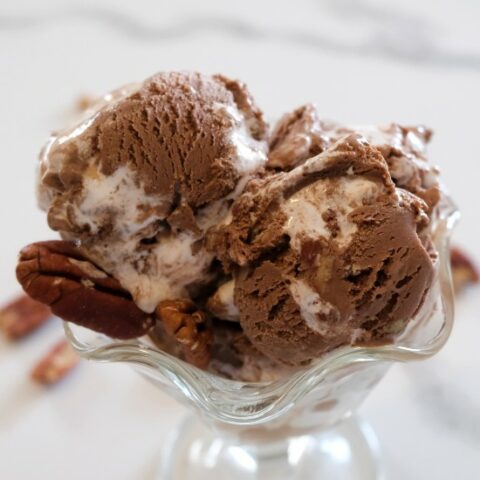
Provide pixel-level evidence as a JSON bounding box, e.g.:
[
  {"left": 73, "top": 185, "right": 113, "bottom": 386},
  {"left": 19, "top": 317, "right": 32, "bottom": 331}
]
[{"left": 157, "top": 415, "right": 383, "bottom": 480}]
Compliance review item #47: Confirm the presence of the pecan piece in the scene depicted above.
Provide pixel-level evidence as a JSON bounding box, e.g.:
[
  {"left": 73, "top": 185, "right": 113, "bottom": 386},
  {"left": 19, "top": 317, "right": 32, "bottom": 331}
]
[
  {"left": 0, "top": 294, "right": 52, "bottom": 339},
  {"left": 451, "top": 246, "right": 479, "bottom": 292},
  {"left": 16, "top": 241, "right": 153, "bottom": 339},
  {"left": 75, "top": 94, "right": 97, "bottom": 112},
  {"left": 156, "top": 300, "right": 213, "bottom": 369},
  {"left": 31, "top": 339, "right": 80, "bottom": 385}
]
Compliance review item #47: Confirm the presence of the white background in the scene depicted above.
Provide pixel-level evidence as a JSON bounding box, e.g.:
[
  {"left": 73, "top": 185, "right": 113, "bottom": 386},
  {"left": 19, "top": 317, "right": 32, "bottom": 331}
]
[{"left": 1, "top": 0, "right": 479, "bottom": 478}]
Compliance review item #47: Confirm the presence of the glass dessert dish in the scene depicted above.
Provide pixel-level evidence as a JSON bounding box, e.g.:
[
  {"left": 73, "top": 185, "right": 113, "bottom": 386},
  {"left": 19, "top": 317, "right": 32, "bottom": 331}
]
[{"left": 64, "top": 197, "right": 458, "bottom": 480}]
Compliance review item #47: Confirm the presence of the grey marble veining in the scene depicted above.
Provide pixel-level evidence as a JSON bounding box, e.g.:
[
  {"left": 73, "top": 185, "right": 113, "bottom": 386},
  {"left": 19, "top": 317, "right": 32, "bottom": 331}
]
[
  {"left": 410, "top": 364, "right": 480, "bottom": 445},
  {"left": 1, "top": 4, "right": 480, "bottom": 71}
]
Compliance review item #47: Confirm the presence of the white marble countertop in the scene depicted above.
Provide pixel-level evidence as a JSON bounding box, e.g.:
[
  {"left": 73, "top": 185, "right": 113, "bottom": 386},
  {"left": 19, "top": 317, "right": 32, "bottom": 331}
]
[{"left": 1, "top": 0, "right": 479, "bottom": 478}]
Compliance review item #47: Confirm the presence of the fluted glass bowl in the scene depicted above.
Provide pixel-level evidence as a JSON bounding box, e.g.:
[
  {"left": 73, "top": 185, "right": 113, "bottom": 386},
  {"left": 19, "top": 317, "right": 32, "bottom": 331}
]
[{"left": 64, "top": 196, "right": 458, "bottom": 480}]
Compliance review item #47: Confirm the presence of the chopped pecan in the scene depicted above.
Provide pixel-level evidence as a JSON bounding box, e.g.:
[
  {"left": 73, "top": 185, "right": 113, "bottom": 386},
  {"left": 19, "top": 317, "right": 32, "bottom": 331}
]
[
  {"left": 451, "top": 246, "right": 479, "bottom": 292},
  {"left": 16, "top": 241, "right": 153, "bottom": 339},
  {"left": 206, "top": 280, "right": 240, "bottom": 322},
  {"left": 156, "top": 300, "right": 213, "bottom": 369},
  {"left": 0, "top": 294, "right": 52, "bottom": 339},
  {"left": 31, "top": 339, "right": 80, "bottom": 385}
]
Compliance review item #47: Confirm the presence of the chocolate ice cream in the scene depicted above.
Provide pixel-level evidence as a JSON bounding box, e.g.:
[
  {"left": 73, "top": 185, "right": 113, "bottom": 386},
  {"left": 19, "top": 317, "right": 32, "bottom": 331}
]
[
  {"left": 17, "top": 72, "right": 443, "bottom": 379},
  {"left": 208, "top": 321, "right": 293, "bottom": 382},
  {"left": 268, "top": 104, "right": 328, "bottom": 170},
  {"left": 208, "top": 134, "right": 435, "bottom": 366},
  {"left": 37, "top": 72, "right": 268, "bottom": 312},
  {"left": 268, "top": 104, "right": 440, "bottom": 211}
]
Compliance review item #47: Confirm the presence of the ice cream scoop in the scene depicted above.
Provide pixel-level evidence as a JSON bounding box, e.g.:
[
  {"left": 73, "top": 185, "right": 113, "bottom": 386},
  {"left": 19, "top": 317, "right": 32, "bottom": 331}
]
[
  {"left": 208, "top": 134, "right": 435, "bottom": 366},
  {"left": 36, "top": 72, "right": 268, "bottom": 312}
]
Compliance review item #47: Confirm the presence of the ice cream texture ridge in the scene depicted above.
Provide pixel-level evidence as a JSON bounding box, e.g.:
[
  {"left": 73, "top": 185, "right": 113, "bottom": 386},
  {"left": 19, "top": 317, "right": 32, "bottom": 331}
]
[{"left": 17, "top": 71, "right": 442, "bottom": 380}]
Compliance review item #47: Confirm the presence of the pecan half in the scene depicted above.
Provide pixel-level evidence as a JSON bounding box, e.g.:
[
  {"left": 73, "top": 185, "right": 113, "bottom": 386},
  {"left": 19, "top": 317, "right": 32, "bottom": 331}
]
[
  {"left": 16, "top": 241, "right": 153, "bottom": 339},
  {"left": 156, "top": 300, "right": 213, "bottom": 369},
  {"left": 31, "top": 339, "right": 80, "bottom": 385},
  {"left": 451, "top": 246, "right": 479, "bottom": 292},
  {"left": 0, "top": 294, "right": 52, "bottom": 339}
]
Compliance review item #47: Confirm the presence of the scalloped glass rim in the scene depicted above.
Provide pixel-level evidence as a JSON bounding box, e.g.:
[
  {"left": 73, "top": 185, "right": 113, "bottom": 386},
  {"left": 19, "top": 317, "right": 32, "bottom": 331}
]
[{"left": 64, "top": 195, "right": 459, "bottom": 425}]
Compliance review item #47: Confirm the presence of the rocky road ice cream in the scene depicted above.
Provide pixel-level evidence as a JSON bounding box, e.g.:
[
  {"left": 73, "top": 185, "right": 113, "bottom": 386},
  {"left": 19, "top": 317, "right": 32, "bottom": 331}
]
[
  {"left": 37, "top": 72, "right": 268, "bottom": 312},
  {"left": 209, "top": 134, "right": 435, "bottom": 366},
  {"left": 268, "top": 104, "right": 440, "bottom": 210},
  {"left": 17, "top": 71, "right": 441, "bottom": 380}
]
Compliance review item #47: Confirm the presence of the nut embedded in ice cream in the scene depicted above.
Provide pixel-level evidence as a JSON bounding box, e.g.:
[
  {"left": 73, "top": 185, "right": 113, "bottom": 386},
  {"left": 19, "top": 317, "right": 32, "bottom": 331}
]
[
  {"left": 36, "top": 72, "right": 268, "bottom": 312},
  {"left": 206, "top": 279, "right": 240, "bottom": 322},
  {"left": 208, "top": 134, "right": 435, "bottom": 366}
]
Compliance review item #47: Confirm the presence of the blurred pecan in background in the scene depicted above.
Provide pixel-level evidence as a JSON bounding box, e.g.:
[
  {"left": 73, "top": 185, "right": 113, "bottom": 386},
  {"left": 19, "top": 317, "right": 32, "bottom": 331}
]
[
  {"left": 31, "top": 339, "right": 80, "bottom": 385},
  {"left": 0, "top": 294, "right": 52, "bottom": 339},
  {"left": 450, "top": 246, "right": 479, "bottom": 293},
  {"left": 16, "top": 241, "right": 153, "bottom": 339},
  {"left": 156, "top": 299, "right": 213, "bottom": 369}
]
